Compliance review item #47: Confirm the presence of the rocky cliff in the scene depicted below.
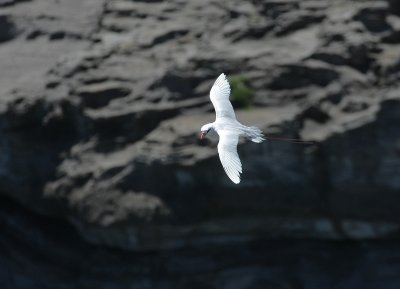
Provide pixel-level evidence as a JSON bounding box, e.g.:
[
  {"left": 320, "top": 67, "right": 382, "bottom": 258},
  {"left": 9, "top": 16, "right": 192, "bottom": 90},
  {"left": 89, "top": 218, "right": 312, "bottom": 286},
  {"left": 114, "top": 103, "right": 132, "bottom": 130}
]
[{"left": 1, "top": 0, "right": 400, "bottom": 288}]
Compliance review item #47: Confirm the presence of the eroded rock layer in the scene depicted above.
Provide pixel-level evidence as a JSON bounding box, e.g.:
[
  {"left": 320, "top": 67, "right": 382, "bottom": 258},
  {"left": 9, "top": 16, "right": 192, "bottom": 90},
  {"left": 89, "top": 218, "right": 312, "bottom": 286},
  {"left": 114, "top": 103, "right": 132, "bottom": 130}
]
[{"left": 1, "top": 0, "right": 400, "bottom": 288}]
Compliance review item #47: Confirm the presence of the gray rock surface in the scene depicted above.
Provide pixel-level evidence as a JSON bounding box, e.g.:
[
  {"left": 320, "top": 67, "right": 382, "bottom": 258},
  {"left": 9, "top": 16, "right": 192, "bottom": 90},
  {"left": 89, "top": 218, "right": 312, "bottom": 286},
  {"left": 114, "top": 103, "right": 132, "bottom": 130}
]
[{"left": 1, "top": 0, "right": 400, "bottom": 288}]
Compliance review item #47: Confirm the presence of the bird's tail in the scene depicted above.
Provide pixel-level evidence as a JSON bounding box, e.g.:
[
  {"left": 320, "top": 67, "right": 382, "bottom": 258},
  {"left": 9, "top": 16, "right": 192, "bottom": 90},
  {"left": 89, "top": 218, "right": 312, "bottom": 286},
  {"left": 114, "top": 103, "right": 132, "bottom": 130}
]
[{"left": 244, "top": 126, "right": 265, "bottom": 143}]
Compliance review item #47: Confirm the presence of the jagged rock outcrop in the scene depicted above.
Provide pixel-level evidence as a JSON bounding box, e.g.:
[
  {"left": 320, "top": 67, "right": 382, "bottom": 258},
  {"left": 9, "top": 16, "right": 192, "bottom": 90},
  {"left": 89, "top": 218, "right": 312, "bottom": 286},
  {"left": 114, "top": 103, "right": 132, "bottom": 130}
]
[{"left": 1, "top": 0, "right": 400, "bottom": 288}]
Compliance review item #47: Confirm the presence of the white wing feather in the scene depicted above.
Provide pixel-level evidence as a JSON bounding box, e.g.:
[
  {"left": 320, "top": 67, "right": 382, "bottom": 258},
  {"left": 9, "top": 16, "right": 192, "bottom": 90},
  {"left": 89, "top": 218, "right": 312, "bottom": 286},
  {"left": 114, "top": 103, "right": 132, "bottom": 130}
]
[
  {"left": 217, "top": 130, "right": 242, "bottom": 184},
  {"left": 210, "top": 73, "right": 236, "bottom": 120}
]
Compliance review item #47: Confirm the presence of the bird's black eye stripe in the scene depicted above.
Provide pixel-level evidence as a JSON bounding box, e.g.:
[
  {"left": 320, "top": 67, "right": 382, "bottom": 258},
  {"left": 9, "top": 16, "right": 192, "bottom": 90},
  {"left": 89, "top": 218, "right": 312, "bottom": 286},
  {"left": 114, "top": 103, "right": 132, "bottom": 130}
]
[{"left": 207, "top": 128, "right": 211, "bottom": 132}]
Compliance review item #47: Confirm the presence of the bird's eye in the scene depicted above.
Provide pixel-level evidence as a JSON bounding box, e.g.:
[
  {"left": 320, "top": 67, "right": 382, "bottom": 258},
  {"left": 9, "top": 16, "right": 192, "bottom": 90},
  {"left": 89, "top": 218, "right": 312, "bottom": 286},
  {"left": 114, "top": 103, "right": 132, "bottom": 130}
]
[{"left": 207, "top": 128, "right": 211, "bottom": 132}]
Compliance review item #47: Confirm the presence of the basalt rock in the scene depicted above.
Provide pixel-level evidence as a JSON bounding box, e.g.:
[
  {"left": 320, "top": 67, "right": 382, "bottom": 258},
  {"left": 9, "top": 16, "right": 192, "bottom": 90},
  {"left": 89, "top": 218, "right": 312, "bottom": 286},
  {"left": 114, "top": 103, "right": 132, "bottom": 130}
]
[{"left": 1, "top": 0, "right": 400, "bottom": 288}]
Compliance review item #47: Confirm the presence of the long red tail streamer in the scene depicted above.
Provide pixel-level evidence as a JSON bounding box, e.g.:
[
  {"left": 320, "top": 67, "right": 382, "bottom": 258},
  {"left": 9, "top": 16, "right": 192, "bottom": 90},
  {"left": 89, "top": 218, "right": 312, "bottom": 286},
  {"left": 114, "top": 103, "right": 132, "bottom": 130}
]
[{"left": 266, "top": 136, "right": 315, "bottom": 145}]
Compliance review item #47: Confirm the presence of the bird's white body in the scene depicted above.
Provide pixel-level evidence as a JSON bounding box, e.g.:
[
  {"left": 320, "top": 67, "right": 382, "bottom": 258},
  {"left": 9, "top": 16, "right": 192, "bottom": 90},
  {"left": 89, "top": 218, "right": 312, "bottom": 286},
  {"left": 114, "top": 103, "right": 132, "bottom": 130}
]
[{"left": 200, "top": 73, "right": 265, "bottom": 184}]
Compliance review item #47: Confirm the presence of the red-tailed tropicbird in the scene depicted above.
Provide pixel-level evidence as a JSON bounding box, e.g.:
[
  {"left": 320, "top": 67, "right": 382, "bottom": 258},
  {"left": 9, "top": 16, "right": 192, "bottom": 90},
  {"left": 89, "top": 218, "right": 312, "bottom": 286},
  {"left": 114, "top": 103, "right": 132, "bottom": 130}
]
[{"left": 200, "top": 73, "right": 265, "bottom": 184}]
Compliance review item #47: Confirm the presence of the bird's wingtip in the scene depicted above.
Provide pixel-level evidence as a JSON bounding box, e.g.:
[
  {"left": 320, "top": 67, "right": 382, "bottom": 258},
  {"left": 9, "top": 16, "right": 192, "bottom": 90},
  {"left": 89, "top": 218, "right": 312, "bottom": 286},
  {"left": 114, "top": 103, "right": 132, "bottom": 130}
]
[
  {"left": 232, "top": 176, "right": 241, "bottom": 184},
  {"left": 225, "top": 170, "right": 241, "bottom": 184}
]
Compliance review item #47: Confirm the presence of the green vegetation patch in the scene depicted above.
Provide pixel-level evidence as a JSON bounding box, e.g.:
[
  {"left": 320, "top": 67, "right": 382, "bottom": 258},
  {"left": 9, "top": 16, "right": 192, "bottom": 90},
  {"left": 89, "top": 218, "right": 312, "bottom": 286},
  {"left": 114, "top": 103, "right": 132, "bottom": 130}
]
[{"left": 229, "top": 75, "right": 255, "bottom": 109}]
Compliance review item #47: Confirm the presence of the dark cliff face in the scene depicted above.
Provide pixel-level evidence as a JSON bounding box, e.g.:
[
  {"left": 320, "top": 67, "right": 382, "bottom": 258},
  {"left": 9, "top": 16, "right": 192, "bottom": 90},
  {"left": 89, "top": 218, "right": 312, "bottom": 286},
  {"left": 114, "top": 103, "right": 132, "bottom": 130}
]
[
  {"left": 0, "top": 0, "right": 400, "bottom": 288},
  {"left": 3, "top": 195, "right": 400, "bottom": 289}
]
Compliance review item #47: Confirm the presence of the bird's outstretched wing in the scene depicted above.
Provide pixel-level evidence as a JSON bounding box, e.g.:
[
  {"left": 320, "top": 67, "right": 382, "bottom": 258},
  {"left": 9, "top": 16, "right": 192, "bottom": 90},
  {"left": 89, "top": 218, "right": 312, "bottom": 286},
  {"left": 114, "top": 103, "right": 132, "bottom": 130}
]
[
  {"left": 217, "top": 130, "right": 242, "bottom": 184},
  {"left": 210, "top": 73, "right": 236, "bottom": 120}
]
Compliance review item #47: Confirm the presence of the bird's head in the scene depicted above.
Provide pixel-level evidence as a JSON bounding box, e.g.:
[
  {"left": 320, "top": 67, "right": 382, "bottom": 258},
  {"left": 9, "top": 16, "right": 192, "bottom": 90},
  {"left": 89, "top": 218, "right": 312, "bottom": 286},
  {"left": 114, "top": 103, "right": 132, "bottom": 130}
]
[{"left": 200, "top": 124, "right": 213, "bottom": 140}]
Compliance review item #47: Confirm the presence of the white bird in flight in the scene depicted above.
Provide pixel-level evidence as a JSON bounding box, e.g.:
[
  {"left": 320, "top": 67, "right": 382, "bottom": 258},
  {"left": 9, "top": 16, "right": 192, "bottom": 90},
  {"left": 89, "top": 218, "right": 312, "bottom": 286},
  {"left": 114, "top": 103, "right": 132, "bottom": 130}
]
[{"left": 200, "top": 73, "right": 265, "bottom": 184}]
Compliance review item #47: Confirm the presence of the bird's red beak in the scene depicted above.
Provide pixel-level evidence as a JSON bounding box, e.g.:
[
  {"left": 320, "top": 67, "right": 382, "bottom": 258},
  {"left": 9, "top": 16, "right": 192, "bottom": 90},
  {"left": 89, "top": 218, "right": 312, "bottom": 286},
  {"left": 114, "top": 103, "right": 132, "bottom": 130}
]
[{"left": 200, "top": 132, "right": 206, "bottom": 140}]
